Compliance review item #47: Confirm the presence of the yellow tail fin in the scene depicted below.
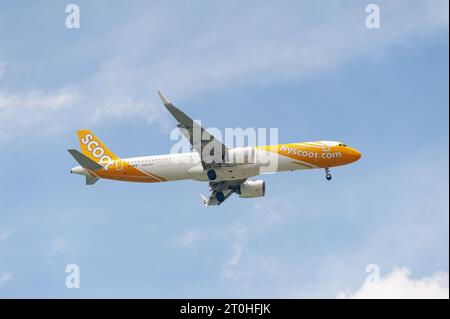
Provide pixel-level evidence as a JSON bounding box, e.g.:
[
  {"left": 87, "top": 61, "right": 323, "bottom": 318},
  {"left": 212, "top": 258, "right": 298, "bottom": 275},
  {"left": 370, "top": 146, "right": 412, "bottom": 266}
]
[{"left": 77, "top": 129, "right": 119, "bottom": 165}]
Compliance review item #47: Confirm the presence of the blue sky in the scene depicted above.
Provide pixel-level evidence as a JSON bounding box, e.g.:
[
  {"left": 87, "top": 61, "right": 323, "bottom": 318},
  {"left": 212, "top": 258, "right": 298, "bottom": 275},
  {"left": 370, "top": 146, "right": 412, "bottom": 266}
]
[{"left": 0, "top": 1, "right": 448, "bottom": 298}]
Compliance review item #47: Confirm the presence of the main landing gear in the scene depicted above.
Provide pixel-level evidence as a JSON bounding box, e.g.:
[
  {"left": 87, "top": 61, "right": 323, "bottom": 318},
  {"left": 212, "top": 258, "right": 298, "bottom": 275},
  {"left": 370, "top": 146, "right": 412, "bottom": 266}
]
[
  {"left": 215, "top": 191, "right": 225, "bottom": 203},
  {"left": 325, "top": 168, "right": 332, "bottom": 181}
]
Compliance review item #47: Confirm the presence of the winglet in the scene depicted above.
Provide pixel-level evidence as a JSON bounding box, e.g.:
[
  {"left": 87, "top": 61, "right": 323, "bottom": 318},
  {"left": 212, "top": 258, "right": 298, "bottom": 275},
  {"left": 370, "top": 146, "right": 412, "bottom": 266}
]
[{"left": 157, "top": 91, "right": 171, "bottom": 105}]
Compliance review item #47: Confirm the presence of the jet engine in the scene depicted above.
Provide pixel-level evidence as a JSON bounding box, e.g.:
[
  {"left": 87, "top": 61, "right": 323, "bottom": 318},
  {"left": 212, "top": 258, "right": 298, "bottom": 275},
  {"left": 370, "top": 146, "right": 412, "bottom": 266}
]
[{"left": 239, "top": 180, "right": 265, "bottom": 198}]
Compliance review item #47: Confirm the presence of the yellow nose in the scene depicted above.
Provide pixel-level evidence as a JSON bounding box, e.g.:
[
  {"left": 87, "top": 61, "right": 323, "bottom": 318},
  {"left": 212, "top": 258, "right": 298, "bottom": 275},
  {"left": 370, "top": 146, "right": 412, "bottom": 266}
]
[{"left": 351, "top": 148, "right": 362, "bottom": 161}]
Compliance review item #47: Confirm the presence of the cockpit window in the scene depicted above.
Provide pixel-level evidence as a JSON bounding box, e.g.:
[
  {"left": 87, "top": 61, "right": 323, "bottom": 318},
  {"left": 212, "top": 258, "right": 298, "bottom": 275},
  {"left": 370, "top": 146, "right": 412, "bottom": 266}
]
[{"left": 338, "top": 143, "right": 348, "bottom": 147}]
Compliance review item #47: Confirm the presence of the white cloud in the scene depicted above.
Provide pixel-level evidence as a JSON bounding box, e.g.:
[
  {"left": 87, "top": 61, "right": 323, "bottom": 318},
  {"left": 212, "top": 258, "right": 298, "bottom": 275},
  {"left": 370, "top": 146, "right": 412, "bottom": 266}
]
[
  {"left": 82, "top": 0, "right": 449, "bottom": 129},
  {"left": 252, "top": 199, "right": 284, "bottom": 227},
  {"left": 218, "top": 199, "right": 292, "bottom": 283},
  {"left": 0, "top": 86, "right": 80, "bottom": 141},
  {"left": 221, "top": 222, "right": 278, "bottom": 283},
  {"left": 0, "top": 272, "right": 12, "bottom": 288},
  {"left": 178, "top": 229, "right": 200, "bottom": 247},
  {"left": 89, "top": 0, "right": 448, "bottom": 101},
  {"left": 51, "top": 237, "right": 66, "bottom": 255},
  {"left": 0, "top": 1, "right": 448, "bottom": 143},
  {"left": 0, "top": 87, "right": 77, "bottom": 111},
  {"left": 338, "top": 268, "right": 449, "bottom": 299},
  {"left": 0, "top": 231, "right": 11, "bottom": 240},
  {"left": 222, "top": 223, "right": 248, "bottom": 280},
  {"left": 90, "top": 97, "right": 163, "bottom": 124}
]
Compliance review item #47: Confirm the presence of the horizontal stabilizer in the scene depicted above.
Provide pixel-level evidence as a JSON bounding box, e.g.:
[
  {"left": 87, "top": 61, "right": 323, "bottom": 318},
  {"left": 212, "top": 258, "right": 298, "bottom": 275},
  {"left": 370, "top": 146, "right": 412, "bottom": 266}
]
[{"left": 67, "top": 149, "right": 103, "bottom": 171}]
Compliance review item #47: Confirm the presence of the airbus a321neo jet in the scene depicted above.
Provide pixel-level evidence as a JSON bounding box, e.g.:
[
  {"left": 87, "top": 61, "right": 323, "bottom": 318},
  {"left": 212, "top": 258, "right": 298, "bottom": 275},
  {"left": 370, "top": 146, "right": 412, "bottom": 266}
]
[{"left": 68, "top": 92, "right": 361, "bottom": 206}]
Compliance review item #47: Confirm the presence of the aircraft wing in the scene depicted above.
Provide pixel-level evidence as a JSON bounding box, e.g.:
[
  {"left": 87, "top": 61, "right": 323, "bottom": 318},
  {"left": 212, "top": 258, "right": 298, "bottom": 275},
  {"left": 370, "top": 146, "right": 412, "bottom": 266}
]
[
  {"left": 201, "top": 179, "right": 246, "bottom": 206},
  {"left": 158, "top": 91, "right": 227, "bottom": 168}
]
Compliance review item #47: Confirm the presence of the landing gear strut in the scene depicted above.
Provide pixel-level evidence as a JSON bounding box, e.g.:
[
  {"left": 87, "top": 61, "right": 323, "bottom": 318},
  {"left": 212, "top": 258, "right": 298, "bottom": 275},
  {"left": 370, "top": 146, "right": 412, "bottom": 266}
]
[{"left": 325, "top": 168, "right": 332, "bottom": 181}]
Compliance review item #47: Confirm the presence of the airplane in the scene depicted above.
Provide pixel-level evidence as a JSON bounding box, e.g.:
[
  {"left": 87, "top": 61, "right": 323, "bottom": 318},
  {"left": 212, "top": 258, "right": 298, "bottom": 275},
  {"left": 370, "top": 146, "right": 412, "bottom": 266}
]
[{"left": 68, "top": 92, "right": 361, "bottom": 206}]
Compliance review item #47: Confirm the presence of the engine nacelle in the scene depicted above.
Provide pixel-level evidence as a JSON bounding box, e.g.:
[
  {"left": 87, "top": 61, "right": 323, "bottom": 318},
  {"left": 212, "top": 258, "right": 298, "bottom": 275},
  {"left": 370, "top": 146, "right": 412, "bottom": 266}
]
[
  {"left": 225, "top": 147, "right": 255, "bottom": 164},
  {"left": 239, "top": 180, "right": 265, "bottom": 198}
]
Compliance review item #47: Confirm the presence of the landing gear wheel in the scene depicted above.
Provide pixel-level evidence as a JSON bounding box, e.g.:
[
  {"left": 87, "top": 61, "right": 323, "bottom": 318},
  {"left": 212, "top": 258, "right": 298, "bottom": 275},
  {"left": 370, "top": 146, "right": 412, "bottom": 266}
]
[
  {"left": 325, "top": 168, "right": 332, "bottom": 181},
  {"left": 215, "top": 191, "right": 225, "bottom": 202},
  {"left": 207, "top": 169, "right": 217, "bottom": 181}
]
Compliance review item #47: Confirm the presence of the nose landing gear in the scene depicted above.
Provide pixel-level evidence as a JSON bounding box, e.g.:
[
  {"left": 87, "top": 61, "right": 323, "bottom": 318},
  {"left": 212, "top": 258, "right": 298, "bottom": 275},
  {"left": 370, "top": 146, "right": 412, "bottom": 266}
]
[{"left": 325, "top": 168, "right": 332, "bottom": 181}]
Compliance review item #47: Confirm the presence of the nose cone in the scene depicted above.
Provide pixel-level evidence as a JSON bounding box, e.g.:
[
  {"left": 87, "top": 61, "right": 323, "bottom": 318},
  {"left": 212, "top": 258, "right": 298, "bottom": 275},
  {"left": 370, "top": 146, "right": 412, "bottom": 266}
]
[{"left": 350, "top": 148, "right": 362, "bottom": 162}]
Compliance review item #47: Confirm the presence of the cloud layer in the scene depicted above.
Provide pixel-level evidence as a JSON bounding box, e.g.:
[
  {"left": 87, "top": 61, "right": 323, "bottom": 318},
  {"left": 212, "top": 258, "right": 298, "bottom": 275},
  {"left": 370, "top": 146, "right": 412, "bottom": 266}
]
[
  {"left": 0, "top": 0, "right": 448, "bottom": 143},
  {"left": 0, "top": 86, "right": 79, "bottom": 141},
  {"left": 338, "top": 268, "right": 449, "bottom": 299}
]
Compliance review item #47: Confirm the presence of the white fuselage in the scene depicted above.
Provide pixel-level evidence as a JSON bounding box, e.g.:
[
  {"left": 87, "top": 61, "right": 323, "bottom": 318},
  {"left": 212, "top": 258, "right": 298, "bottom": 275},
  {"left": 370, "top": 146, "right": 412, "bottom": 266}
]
[
  {"left": 70, "top": 141, "right": 361, "bottom": 184},
  {"left": 119, "top": 148, "right": 301, "bottom": 182}
]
